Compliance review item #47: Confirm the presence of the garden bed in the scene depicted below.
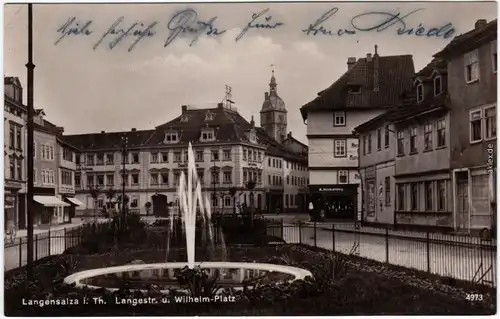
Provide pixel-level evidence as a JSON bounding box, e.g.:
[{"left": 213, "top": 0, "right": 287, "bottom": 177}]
[{"left": 4, "top": 245, "right": 496, "bottom": 316}]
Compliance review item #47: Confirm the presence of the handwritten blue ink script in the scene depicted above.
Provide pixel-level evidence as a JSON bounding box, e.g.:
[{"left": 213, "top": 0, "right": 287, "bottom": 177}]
[{"left": 54, "top": 7, "right": 456, "bottom": 52}]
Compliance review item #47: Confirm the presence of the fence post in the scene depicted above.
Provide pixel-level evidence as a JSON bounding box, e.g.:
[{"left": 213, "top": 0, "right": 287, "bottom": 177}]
[
  {"left": 18, "top": 237, "right": 22, "bottom": 268},
  {"left": 385, "top": 227, "right": 389, "bottom": 263},
  {"left": 332, "top": 224, "right": 336, "bottom": 252},
  {"left": 35, "top": 234, "right": 38, "bottom": 261},
  {"left": 298, "top": 222, "right": 302, "bottom": 244},
  {"left": 426, "top": 231, "right": 431, "bottom": 273},
  {"left": 48, "top": 229, "right": 51, "bottom": 256},
  {"left": 314, "top": 220, "right": 317, "bottom": 247},
  {"left": 64, "top": 227, "right": 67, "bottom": 251}
]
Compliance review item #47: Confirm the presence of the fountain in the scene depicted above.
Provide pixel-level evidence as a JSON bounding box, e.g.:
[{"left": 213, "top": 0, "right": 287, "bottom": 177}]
[{"left": 64, "top": 143, "right": 312, "bottom": 293}]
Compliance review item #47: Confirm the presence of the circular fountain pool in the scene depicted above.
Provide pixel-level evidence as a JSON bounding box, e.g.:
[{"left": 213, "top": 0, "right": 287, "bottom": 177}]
[{"left": 64, "top": 262, "right": 313, "bottom": 293}]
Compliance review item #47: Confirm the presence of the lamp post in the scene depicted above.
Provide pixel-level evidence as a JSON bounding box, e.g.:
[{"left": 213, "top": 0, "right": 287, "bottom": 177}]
[
  {"left": 121, "top": 136, "right": 128, "bottom": 217},
  {"left": 212, "top": 159, "right": 217, "bottom": 214},
  {"left": 26, "top": 3, "right": 35, "bottom": 281}
]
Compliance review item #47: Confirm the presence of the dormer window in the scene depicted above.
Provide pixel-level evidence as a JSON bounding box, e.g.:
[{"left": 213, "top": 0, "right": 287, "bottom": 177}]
[
  {"left": 205, "top": 111, "right": 215, "bottom": 121},
  {"left": 433, "top": 76, "right": 443, "bottom": 96},
  {"left": 348, "top": 85, "right": 361, "bottom": 94},
  {"left": 164, "top": 132, "right": 179, "bottom": 144},
  {"left": 416, "top": 83, "right": 424, "bottom": 103},
  {"left": 201, "top": 130, "right": 215, "bottom": 142},
  {"left": 180, "top": 115, "right": 189, "bottom": 122},
  {"left": 333, "top": 112, "right": 346, "bottom": 127}
]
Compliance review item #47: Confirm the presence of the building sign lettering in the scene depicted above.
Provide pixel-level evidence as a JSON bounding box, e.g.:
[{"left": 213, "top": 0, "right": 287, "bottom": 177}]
[{"left": 319, "top": 187, "right": 344, "bottom": 192}]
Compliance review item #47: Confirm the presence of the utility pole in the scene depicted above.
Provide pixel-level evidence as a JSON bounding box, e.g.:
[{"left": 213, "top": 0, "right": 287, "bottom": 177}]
[{"left": 26, "top": 3, "right": 35, "bottom": 281}]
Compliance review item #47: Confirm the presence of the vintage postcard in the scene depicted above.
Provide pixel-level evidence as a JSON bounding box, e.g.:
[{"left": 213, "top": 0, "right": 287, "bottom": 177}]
[{"left": 3, "top": 1, "right": 497, "bottom": 316}]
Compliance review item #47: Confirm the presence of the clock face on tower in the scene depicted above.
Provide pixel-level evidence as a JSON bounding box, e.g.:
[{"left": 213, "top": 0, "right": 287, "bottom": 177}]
[{"left": 279, "top": 115, "right": 285, "bottom": 123}]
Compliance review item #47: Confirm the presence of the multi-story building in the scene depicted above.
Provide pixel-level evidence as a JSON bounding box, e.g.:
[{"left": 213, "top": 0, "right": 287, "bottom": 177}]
[
  {"left": 355, "top": 58, "right": 453, "bottom": 229},
  {"left": 32, "top": 110, "right": 71, "bottom": 226},
  {"left": 300, "top": 46, "right": 415, "bottom": 220},
  {"left": 64, "top": 90, "right": 307, "bottom": 216},
  {"left": 434, "top": 19, "right": 497, "bottom": 233},
  {"left": 4, "top": 77, "right": 27, "bottom": 231}
]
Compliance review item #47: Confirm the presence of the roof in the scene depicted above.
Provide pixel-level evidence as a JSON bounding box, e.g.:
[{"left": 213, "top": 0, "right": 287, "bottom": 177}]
[
  {"left": 414, "top": 58, "right": 447, "bottom": 79},
  {"left": 300, "top": 53, "right": 415, "bottom": 120},
  {"left": 63, "top": 104, "right": 307, "bottom": 163},
  {"left": 434, "top": 19, "right": 497, "bottom": 58},
  {"left": 4, "top": 76, "right": 22, "bottom": 87},
  {"left": 261, "top": 72, "right": 286, "bottom": 112}
]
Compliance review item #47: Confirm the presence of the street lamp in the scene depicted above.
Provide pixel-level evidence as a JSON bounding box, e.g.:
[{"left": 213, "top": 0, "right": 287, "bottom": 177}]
[
  {"left": 212, "top": 159, "right": 217, "bottom": 214},
  {"left": 26, "top": 3, "right": 35, "bottom": 281},
  {"left": 121, "top": 135, "right": 128, "bottom": 217}
]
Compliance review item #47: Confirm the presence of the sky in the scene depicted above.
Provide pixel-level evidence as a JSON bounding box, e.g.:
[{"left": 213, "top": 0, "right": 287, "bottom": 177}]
[{"left": 3, "top": 1, "right": 497, "bottom": 144}]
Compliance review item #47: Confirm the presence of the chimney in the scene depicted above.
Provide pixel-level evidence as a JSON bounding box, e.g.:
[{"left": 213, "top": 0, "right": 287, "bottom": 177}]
[
  {"left": 366, "top": 53, "right": 372, "bottom": 62},
  {"left": 347, "top": 57, "right": 356, "bottom": 70},
  {"left": 264, "top": 92, "right": 269, "bottom": 100},
  {"left": 288, "top": 131, "right": 292, "bottom": 138},
  {"left": 250, "top": 115, "right": 255, "bottom": 127},
  {"left": 475, "top": 19, "right": 487, "bottom": 29},
  {"left": 181, "top": 105, "right": 187, "bottom": 113},
  {"left": 101, "top": 130, "right": 105, "bottom": 134},
  {"left": 131, "top": 128, "right": 137, "bottom": 132},
  {"left": 373, "top": 44, "right": 379, "bottom": 92},
  {"left": 217, "top": 102, "right": 223, "bottom": 109},
  {"left": 374, "top": 44, "right": 379, "bottom": 57}
]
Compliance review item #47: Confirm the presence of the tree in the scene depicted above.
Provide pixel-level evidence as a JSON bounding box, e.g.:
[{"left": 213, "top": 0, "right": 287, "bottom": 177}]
[
  {"left": 105, "top": 188, "right": 117, "bottom": 218},
  {"left": 228, "top": 187, "right": 239, "bottom": 216},
  {"left": 89, "top": 185, "right": 101, "bottom": 221}
]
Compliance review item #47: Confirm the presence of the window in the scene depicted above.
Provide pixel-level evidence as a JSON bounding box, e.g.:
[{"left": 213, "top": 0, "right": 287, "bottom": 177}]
[
  {"left": 437, "top": 119, "right": 446, "bottom": 147},
  {"left": 198, "top": 170, "right": 204, "bottom": 184},
  {"left": 96, "top": 153, "right": 104, "bottom": 165},
  {"left": 183, "top": 152, "right": 188, "bottom": 162},
  {"left": 106, "top": 175, "right": 114, "bottom": 186},
  {"left": 416, "top": 83, "right": 424, "bottom": 103},
  {"left": 205, "top": 112, "right": 215, "bottom": 121},
  {"left": 174, "top": 172, "right": 181, "bottom": 185},
  {"left": 151, "top": 152, "right": 158, "bottom": 163},
  {"left": 424, "top": 123, "right": 433, "bottom": 151},
  {"left": 164, "top": 133, "right": 178, "bottom": 143},
  {"left": 97, "top": 175, "right": 104, "bottom": 186},
  {"left": 201, "top": 131, "right": 214, "bottom": 141},
  {"left": 285, "top": 194, "right": 289, "bottom": 207},
  {"left": 338, "top": 170, "right": 348, "bottom": 184},
  {"left": 470, "top": 109, "right": 483, "bottom": 143},
  {"left": 130, "top": 197, "right": 139, "bottom": 208},
  {"left": 63, "top": 148, "right": 74, "bottom": 162},
  {"left": 437, "top": 180, "right": 446, "bottom": 211},
  {"left": 196, "top": 151, "right": 204, "bottom": 162},
  {"left": 211, "top": 150, "right": 219, "bottom": 161},
  {"left": 161, "top": 152, "right": 169, "bottom": 163},
  {"left": 180, "top": 115, "right": 189, "bottom": 122},
  {"left": 174, "top": 152, "right": 182, "bottom": 163},
  {"left": 376, "top": 129, "right": 381, "bottom": 151},
  {"left": 132, "top": 153, "right": 140, "bottom": 164},
  {"left": 97, "top": 199, "right": 104, "bottom": 208},
  {"left": 224, "top": 196, "right": 231, "bottom": 207},
  {"left": 211, "top": 171, "right": 219, "bottom": 184},
  {"left": 149, "top": 173, "right": 158, "bottom": 185},
  {"left": 492, "top": 41, "right": 497, "bottom": 72},
  {"left": 34, "top": 142, "right": 37, "bottom": 159},
  {"left": 223, "top": 171, "right": 232, "bottom": 184},
  {"left": 362, "top": 136, "right": 366, "bottom": 155},
  {"left": 87, "top": 175, "right": 94, "bottom": 186},
  {"left": 223, "top": 150, "right": 231, "bottom": 161},
  {"left": 367, "top": 134, "right": 372, "bottom": 154},
  {"left": 9, "top": 125, "right": 15, "bottom": 148},
  {"left": 464, "top": 50, "right": 479, "bottom": 82},
  {"left": 161, "top": 173, "right": 169, "bottom": 185},
  {"left": 384, "top": 177, "right": 391, "bottom": 206},
  {"left": 397, "top": 184, "right": 406, "bottom": 211},
  {"left": 61, "top": 170, "right": 72, "bottom": 185},
  {"left": 334, "top": 139, "right": 346, "bottom": 157},
  {"left": 212, "top": 196, "right": 218, "bottom": 208},
  {"left": 16, "top": 127, "right": 22, "bottom": 149},
  {"left": 485, "top": 106, "right": 497, "bottom": 140},
  {"left": 409, "top": 127, "right": 417, "bottom": 153},
  {"left": 434, "top": 76, "right": 442, "bottom": 96},
  {"left": 75, "top": 174, "right": 80, "bottom": 187},
  {"left": 16, "top": 158, "right": 22, "bottom": 180},
  {"left": 132, "top": 174, "right": 139, "bottom": 185},
  {"left": 9, "top": 157, "right": 15, "bottom": 179},
  {"left": 410, "top": 183, "right": 418, "bottom": 210},
  {"left": 243, "top": 149, "right": 247, "bottom": 161},
  {"left": 333, "top": 112, "right": 346, "bottom": 126},
  {"left": 425, "top": 181, "right": 433, "bottom": 211}
]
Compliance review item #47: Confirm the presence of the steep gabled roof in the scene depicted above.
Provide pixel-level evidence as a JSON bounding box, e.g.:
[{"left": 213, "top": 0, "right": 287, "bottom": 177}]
[
  {"left": 4, "top": 76, "right": 22, "bottom": 87},
  {"left": 62, "top": 129, "right": 155, "bottom": 151},
  {"left": 300, "top": 54, "right": 415, "bottom": 120},
  {"left": 434, "top": 19, "right": 497, "bottom": 59},
  {"left": 414, "top": 58, "right": 447, "bottom": 78}
]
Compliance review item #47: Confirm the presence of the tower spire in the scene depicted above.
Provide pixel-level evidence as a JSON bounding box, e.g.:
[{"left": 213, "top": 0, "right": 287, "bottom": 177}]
[{"left": 269, "top": 64, "right": 277, "bottom": 93}]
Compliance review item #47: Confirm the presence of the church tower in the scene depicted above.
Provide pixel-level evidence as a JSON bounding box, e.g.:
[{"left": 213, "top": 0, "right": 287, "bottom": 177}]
[{"left": 260, "top": 69, "right": 287, "bottom": 143}]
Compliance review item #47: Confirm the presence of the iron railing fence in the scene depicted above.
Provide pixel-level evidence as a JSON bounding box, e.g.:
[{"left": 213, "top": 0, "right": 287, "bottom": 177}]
[{"left": 265, "top": 220, "right": 496, "bottom": 287}]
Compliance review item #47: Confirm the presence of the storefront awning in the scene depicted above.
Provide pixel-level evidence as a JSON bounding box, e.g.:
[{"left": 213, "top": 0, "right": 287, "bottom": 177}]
[
  {"left": 66, "top": 197, "right": 86, "bottom": 208},
  {"left": 34, "top": 196, "right": 70, "bottom": 207}
]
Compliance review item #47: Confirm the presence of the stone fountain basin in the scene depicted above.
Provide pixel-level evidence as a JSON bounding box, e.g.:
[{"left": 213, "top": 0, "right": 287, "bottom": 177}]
[{"left": 63, "top": 262, "right": 313, "bottom": 293}]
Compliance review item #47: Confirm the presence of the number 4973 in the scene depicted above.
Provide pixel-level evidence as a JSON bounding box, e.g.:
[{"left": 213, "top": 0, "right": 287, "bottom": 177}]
[{"left": 466, "top": 294, "right": 484, "bottom": 301}]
